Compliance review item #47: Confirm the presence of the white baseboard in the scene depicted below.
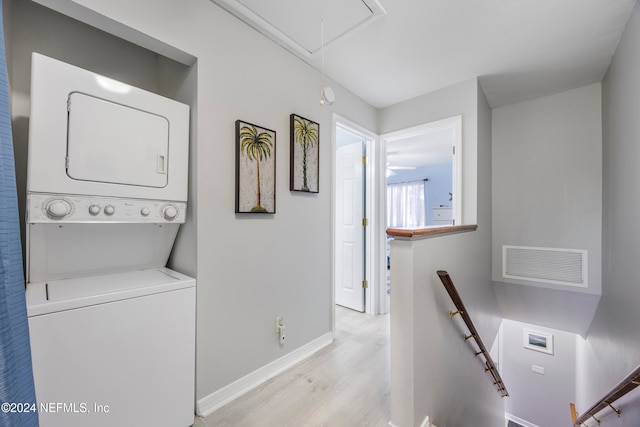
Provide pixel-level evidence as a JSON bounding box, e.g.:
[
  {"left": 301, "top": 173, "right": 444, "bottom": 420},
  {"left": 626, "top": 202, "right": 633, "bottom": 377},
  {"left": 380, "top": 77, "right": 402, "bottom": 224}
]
[
  {"left": 389, "top": 415, "right": 432, "bottom": 427},
  {"left": 196, "top": 332, "right": 333, "bottom": 417},
  {"left": 505, "top": 412, "right": 539, "bottom": 427}
]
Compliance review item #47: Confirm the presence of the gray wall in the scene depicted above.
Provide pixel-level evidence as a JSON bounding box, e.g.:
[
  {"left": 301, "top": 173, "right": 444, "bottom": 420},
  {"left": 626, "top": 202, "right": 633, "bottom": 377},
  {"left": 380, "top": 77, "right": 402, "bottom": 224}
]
[
  {"left": 491, "top": 84, "right": 603, "bottom": 337},
  {"left": 24, "top": 0, "right": 378, "bottom": 405},
  {"left": 17, "top": 0, "right": 640, "bottom": 424},
  {"left": 501, "top": 320, "right": 576, "bottom": 427},
  {"left": 379, "top": 79, "right": 481, "bottom": 225},
  {"left": 492, "top": 83, "right": 602, "bottom": 296},
  {"left": 159, "top": 58, "right": 199, "bottom": 278},
  {"left": 575, "top": 2, "right": 640, "bottom": 425},
  {"left": 386, "top": 79, "right": 505, "bottom": 427}
]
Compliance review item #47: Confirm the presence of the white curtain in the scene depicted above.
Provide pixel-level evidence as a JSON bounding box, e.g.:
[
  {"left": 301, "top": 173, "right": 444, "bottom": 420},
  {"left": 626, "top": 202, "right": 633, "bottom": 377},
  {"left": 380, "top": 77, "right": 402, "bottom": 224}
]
[{"left": 387, "top": 180, "right": 426, "bottom": 228}]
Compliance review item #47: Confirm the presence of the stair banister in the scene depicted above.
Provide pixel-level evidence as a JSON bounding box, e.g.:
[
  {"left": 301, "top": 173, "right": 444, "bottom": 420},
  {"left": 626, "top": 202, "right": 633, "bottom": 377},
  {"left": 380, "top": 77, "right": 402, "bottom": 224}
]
[
  {"left": 437, "top": 270, "right": 508, "bottom": 397},
  {"left": 570, "top": 364, "right": 640, "bottom": 426}
]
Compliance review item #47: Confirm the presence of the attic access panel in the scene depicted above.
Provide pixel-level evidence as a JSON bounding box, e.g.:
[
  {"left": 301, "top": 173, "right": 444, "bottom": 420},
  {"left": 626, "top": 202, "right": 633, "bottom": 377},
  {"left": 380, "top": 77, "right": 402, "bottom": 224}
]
[
  {"left": 66, "top": 92, "right": 169, "bottom": 188},
  {"left": 214, "top": 0, "right": 385, "bottom": 56}
]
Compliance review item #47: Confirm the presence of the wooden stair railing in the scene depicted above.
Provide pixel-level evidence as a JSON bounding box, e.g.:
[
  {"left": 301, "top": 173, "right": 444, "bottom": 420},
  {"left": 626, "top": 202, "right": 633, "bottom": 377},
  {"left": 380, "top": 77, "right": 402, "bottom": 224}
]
[
  {"left": 570, "top": 364, "right": 640, "bottom": 426},
  {"left": 437, "top": 270, "right": 508, "bottom": 397}
]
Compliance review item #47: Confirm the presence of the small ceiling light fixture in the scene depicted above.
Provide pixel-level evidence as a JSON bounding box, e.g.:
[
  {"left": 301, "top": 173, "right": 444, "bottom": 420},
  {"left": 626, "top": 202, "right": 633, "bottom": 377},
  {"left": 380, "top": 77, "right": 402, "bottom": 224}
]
[
  {"left": 321, "top": 86, "right": 335, "bottom": 107},
  {"left": 320, "top": 19, "right": 334, "bottom": 107}
]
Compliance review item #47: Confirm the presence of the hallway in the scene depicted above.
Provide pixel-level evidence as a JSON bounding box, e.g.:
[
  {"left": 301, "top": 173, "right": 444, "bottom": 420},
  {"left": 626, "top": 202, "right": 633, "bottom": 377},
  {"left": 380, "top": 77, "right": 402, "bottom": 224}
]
[{"left": 199, "top": 306, "right": 390, "bottom": 426}]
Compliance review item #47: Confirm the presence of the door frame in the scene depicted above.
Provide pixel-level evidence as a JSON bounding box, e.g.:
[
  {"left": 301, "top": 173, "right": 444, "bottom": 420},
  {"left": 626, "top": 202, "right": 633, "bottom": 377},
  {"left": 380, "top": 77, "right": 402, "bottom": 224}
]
[
  {"left": 331, "top": 114, "right": 381, "bottom": 332},
  {"left": 378, "top": 115, "right": 463, "bottom": 312},
  {"left": 380, "top": 115, "right": 463, "bottom": 226}
]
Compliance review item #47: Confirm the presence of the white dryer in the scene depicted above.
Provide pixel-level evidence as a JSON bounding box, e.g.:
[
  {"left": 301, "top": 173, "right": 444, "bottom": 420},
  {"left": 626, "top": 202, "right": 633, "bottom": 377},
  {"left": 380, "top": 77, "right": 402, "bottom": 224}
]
[
  {"left": 27, "top": 53, "right": 189, "bottom": 202},
  {"left": 25, "top": 53, "right": 195, "bottom": 427}
]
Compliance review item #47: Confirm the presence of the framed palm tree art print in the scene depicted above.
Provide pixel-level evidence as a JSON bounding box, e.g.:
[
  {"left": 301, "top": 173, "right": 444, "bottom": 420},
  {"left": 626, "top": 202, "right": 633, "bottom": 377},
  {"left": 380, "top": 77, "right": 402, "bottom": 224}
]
[
  {"left": 235, "top": 120, "right": 276, "bottom": 213},
  {"left": 290, "top": 114, "right": 319, "bottom": 193}
]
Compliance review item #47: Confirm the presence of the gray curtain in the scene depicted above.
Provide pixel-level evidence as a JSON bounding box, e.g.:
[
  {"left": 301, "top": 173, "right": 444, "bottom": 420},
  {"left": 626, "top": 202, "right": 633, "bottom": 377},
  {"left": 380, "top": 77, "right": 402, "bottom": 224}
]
[{"left": 0, "top": 0, "right": 39, "bottom": 424}]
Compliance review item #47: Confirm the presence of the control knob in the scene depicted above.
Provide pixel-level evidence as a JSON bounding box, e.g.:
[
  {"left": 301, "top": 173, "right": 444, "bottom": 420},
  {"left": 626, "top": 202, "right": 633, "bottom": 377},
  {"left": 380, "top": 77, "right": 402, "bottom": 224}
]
[
  {"left": 88, "top": 204, "right": 101, "bottom": 215},
  {"left": 140, "top": 207, "right": 151, "bottom": 217},
  {"left": 104, "top": 205, "right": 115, "bottom": 216},
  {"left": 45, "top": 199, "right": 72, "bottom": 219},
  {"left": 162, "top": 204, "right": 179, "bottom": 221}
]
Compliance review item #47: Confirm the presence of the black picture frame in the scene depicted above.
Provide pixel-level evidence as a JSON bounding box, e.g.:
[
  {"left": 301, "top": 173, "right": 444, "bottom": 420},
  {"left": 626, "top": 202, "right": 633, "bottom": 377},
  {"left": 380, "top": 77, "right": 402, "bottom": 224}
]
[
  {"left": 235, "top": 120, "right": 276, "bottom": 213},
  {"left": 290, "top": 114, "right": 319, "bottom": 193}
]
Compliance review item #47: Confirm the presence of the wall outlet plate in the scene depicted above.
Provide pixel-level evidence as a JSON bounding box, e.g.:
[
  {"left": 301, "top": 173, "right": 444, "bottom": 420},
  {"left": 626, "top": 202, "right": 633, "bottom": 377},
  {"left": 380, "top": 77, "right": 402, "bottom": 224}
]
[{"left": 532, "top": 364, "right": 544, "bottom": 375}]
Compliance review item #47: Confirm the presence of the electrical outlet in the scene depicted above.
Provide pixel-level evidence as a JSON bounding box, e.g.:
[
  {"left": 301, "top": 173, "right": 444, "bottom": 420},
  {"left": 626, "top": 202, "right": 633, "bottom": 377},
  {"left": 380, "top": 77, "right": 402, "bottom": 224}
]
[
  {"left": 275, "top": 316, "right": 285, "bottom": 345},
  {"left": 532, "top": 364, "right": 544, "bottom": 375}
]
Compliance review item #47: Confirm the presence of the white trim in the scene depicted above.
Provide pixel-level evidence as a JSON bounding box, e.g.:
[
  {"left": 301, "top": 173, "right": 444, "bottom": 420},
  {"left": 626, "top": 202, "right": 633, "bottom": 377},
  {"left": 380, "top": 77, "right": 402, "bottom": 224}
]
[
  {"left": 209, "top": 0, "right": 386, "bottom": 60},
  {"left": 505, "top": 412, "right": 539, "bottom": 427},
  {"left": 523, "top": 328, "right": 554, "bottom": 355},
  {"left": 210, "top": 0, "right": 311, "bottom": 59},
  {"left": 451, "top": 116, "right": 462, "bottom": 226},
  {"left": 389, "top": 416, "right": 431, "bottom": 427},
  {"left": 196, "top": 333, "right": 333, "bottom": 417},
  {"left": 32, "top": 0, "right": 196, "bottom": 66},
  {"left": 331, "top": 116, "right": 337, "bottom": 339},
  {"left": 498, "top": 319, "right": 504, "bottom": 376},
  {"left": 380, "top": 115, "right": 463, "bottom": 226}
]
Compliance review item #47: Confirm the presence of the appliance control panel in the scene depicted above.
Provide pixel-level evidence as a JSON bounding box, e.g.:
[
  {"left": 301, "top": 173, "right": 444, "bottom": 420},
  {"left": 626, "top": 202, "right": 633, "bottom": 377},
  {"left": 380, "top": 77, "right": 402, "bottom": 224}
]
[{"left": 27, "top": 193, "right": 187, "bottom": 224}]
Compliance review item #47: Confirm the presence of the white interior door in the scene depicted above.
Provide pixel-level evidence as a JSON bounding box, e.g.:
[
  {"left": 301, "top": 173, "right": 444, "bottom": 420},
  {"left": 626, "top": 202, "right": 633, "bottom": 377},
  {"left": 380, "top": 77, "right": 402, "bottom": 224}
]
[{"left": 335, "top": 141, "right": 365, "bottom": 312}]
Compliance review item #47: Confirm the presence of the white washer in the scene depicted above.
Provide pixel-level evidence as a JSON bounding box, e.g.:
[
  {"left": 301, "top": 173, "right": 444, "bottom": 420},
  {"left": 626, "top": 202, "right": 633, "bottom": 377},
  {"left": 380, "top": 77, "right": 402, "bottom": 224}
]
[{"left": 27, "top": 269, "right": 195, "bottom": 427}]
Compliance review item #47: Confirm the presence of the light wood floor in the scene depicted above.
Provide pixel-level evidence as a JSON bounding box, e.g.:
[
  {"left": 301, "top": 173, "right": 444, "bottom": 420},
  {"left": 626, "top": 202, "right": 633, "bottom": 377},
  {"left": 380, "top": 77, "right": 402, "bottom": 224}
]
[{"left": 197, "top": 305, "right": 390, "bottom": 427}]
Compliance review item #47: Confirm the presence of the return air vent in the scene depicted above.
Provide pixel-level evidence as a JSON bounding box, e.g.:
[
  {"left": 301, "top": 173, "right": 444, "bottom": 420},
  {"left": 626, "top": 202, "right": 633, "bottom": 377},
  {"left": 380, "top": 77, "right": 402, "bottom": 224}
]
[{"left": 502, "top": 246, "right": 587, "bottom": 288}]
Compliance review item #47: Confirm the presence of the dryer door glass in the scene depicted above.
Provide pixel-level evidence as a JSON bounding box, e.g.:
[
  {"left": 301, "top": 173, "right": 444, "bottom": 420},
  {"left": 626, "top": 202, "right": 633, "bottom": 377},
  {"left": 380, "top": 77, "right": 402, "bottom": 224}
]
[{"left": 66, "top": 92, "right": 169, "bottom": 188}]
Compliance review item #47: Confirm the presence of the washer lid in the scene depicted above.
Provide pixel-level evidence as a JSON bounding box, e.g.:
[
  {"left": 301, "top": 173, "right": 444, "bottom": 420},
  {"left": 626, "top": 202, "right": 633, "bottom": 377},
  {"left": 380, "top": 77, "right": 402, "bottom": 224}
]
[
  {"left": 66, "top": 92, "right": 169, "bottom": 188},
  {"left": 26, "top": 268, "right": 195, "bottom": 316}
]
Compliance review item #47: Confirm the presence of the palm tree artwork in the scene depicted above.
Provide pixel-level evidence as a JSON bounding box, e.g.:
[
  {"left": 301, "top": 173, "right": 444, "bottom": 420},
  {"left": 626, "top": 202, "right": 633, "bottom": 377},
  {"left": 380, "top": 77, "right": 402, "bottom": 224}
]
[
  {"left": 236, "top": 121, "right": 275, "bottom": 213},
  {"left": 290, "top": 114, "right": 319, "bottom": 193}
]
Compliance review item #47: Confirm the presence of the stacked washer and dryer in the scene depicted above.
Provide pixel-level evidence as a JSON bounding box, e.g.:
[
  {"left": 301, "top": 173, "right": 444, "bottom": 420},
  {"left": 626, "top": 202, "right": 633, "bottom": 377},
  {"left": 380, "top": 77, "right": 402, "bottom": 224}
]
[{"left": 24, "top": 53, "right": 196, "bottom": 427}]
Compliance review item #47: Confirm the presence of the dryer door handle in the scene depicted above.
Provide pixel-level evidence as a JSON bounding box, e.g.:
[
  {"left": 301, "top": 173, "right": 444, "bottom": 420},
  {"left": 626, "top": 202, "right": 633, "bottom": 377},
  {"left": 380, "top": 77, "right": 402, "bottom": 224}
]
[{"left": 157, "top": 154, "right": 167, "bottom": 174}]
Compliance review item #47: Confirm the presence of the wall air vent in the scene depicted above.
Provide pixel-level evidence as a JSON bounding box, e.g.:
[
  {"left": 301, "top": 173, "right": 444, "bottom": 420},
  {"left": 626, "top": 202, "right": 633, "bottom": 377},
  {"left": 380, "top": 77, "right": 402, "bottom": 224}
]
[{"left": 502, "top": 245, "right": 588, "bottom": 288}]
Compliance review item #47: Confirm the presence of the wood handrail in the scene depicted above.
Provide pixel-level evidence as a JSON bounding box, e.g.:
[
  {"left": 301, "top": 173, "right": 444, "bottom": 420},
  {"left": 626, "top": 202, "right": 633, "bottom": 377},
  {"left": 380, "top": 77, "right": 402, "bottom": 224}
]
[
  {"left": 571, "top": 364, "right": 640, "bottom": 426},
  {"left": 570, "top": 403, "right": 578, "bottom": 424},
  {"left": 387, "top": 224, "right": 477, "bottom": 240},
  {"left": 437, "top": 270, "right": 508, "bottom": 397}
]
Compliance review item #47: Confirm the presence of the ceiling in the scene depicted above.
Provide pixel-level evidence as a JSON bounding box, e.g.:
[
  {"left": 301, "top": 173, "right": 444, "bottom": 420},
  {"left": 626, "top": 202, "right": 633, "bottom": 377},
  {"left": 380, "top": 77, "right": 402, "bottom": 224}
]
[
  {"left": 386, "top": 127, "right": 453, "bottom": 168},
  {"left": 211, "top": 0, "right": 637, "bottom": 108}
]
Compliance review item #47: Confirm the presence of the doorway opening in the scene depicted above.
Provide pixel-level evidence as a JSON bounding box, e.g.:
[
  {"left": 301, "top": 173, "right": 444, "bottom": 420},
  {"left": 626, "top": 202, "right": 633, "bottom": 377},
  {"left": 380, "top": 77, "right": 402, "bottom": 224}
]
[
  {"left": 380, "top": 116, "right": 462, "bottom": 312},
  {"left": 332, "top": 115, "right": 461, "bottom": 319},
  {"left": 332, "top": 115, "right": 377, "bottom": 316}
]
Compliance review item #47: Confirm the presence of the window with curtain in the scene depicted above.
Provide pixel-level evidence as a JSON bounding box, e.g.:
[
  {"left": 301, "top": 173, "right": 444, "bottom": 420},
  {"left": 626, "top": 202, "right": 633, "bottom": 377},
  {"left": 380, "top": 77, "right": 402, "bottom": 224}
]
[{"left": 387, "top": 180, "right": 426, "bottom": 228}]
